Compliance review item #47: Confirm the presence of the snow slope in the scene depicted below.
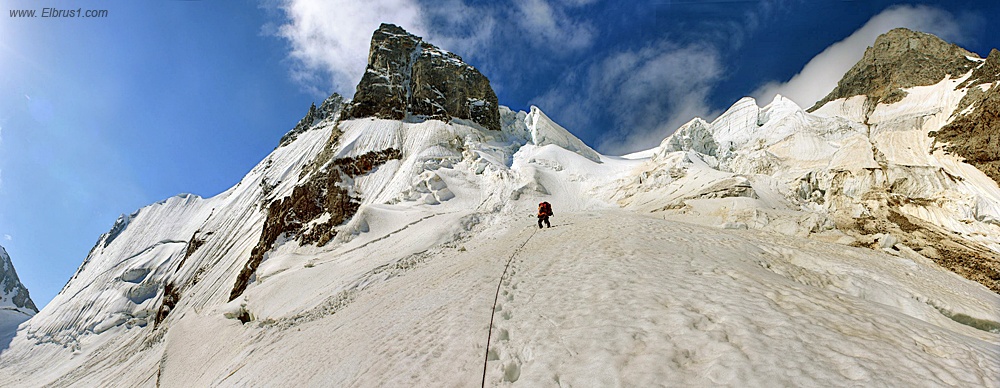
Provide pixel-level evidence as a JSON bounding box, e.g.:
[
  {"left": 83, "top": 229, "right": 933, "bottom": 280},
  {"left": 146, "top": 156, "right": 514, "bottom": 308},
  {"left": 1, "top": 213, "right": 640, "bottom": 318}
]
[{"left": 146, "top": 211, "right": 1000, "bottom": 387}]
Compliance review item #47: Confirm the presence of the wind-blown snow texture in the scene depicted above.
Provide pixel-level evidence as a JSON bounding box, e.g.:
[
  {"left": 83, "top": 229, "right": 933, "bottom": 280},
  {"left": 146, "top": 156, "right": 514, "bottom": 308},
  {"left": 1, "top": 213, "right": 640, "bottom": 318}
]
[{"left": 0, "top": 27, "right": 998, "bottom": 387}]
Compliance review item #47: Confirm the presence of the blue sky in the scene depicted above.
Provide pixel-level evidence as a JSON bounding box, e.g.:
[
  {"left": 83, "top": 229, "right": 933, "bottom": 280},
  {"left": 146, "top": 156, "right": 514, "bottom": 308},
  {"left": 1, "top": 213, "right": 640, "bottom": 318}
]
[{"left": 0, "top": 0, "right": 996, "bottom": 308}]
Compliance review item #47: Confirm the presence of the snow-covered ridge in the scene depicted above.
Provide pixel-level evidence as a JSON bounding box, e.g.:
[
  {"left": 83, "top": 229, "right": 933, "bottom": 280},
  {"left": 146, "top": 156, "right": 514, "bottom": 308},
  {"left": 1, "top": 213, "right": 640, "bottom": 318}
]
[
  {"left": 524, "top": 106, "right": 602, "bottom": 163},
  {"left": 630, "top": 77, "right": 1000, "bottom": 293}
]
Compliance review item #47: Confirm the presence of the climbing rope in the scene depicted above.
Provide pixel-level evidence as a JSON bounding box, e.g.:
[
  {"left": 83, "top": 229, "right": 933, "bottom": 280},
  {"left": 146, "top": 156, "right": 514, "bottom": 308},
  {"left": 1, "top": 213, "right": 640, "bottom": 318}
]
[{"left": 481, "top": 226, "right": 537, "bottom": 387}]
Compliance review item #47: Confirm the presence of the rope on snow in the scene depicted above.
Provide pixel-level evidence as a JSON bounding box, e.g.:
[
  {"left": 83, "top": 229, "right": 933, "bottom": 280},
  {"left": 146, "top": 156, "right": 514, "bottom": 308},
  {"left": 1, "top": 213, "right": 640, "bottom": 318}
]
[{"left": 481, "top": 226, "right": 537, "bottom": 387}]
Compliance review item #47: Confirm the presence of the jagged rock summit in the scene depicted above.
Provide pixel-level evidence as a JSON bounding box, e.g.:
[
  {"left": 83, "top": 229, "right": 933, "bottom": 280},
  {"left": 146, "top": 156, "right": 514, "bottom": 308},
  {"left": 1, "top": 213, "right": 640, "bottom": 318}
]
[
  {"left": 811, "top": 28, "right": 979, "bottom": 111},
  {"left": 344, "top": 23, "right": 501, "bottom": 132},
  {"left": 0, "top": 246, "right": 36, "bottom": 315},
  {"left": 0, "top": 245, "right": 37, "bottom": 335}
]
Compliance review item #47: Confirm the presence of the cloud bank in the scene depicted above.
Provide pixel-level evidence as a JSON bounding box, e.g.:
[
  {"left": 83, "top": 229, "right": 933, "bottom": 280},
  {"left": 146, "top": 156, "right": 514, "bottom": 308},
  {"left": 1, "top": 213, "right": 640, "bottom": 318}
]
[{"left": 752, "top": 5, "right": 972, "bottom": 109}]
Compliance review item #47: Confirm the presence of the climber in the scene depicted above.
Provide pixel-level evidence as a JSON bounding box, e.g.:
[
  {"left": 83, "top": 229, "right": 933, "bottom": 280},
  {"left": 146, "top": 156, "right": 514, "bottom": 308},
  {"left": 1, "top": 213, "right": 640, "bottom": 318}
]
[{"left": 537, "top": 201, "right": 553, "bottom": 229}]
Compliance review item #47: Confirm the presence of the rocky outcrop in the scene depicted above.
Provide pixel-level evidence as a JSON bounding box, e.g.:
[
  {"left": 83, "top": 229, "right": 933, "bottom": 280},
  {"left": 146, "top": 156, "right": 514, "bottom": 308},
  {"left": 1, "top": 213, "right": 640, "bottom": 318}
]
[
  {"left": 279, "top": 93, "right": 345, "bottom": 148},
  {"left": 154, "top": 282, "right": 179, "bottom": 327},
  {"left": 0, "top": 245, "right": 37, "bottom": 313},
  {"left": 846, "top": 206, "right": 1000, "bottom": 294},
  {"left": 343, "top": 23, "right": 500, "bottom": 132},
  {"left": 957, "top": 48, "right": 1000, "bottom": 89},
  {"left": 229, "top": 148, "right": 402, "bottom": 301},
  {"left": 926, "top": 48, "right": 1000, "bottom": 187},
  {"left": 931, "top": 83, "right": 1000, "bottom": 186},
  {"left": 810, "top": 28, "right": 978, "bottom": 112},
  {"left": 806, "top": 28, "right": 1000, "bottom": 291}
]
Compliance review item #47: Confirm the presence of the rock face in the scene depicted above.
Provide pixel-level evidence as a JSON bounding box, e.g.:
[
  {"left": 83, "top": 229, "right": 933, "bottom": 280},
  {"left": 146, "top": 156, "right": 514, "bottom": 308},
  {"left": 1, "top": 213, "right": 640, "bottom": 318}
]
[
  {"left": 343, "top": 23, "right": 500, "bottom": 132},
  {"left": 0, "top": 245, "right": 37, "bottom": 314},
  {"left": 958, "top": 48, "right": 1000, "bottom": 89},
  {"left": 230, "top": 147, "right": 402, "bottom": 301},
  {"left": 810, "top": 28, "right": 978, "bottom": 112},
  {"left": 931, "top": 49, "right": 1000, "bottom": 186}
]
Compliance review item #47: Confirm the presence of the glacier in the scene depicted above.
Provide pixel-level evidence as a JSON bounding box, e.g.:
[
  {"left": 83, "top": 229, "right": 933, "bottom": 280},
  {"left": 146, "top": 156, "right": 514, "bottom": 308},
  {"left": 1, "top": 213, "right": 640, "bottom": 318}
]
[{"left": 0, "top": 25, "right": 998, "bottom": 387}]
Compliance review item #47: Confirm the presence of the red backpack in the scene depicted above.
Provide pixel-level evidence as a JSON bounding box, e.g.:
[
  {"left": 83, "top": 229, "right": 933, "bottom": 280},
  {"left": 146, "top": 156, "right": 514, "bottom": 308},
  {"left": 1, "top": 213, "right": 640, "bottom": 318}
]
[{"left": 538, "top": 202, "right": 552, "bottom": 216}]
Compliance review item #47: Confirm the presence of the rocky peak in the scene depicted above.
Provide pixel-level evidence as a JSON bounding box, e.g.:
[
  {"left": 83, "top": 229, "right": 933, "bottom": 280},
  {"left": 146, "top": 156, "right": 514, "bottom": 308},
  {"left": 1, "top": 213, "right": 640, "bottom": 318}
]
[
  {"left": 810, "top": 28, "right": 978, "bottom": 111},
  {"left": 279, "top": 93, "right": 345, "bottom": 148},
  {"left": 0, "top": 245, "right": 38, "bottom": 313},
  {"left": 343, "top": 23, "right": 500, "bottom": 131}
]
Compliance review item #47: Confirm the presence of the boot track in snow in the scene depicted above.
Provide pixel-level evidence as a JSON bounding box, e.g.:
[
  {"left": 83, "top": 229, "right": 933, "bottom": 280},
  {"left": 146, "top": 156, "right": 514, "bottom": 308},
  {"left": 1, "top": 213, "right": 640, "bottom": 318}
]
[{"left": 482, "top": 225, "right": 537, "bottom": 387}]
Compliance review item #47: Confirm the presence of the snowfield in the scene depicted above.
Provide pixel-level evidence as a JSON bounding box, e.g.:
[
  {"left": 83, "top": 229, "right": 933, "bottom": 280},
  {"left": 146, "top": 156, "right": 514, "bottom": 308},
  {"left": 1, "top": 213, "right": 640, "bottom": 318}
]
[
  {"left": 165, "top": 211, "right": 1000, "bottom": 387},
  {"left": 1, "top": 86, "right": 999, "bottom": 386},
  {"left": 5, "top": 208, "right": 999, "bottom": 387}
]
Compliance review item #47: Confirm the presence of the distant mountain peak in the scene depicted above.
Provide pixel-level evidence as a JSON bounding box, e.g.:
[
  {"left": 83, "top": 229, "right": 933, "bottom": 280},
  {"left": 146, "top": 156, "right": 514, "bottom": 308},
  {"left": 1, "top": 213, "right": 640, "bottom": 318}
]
[
  {"left": 0, "top": 245, "right": 37, "bottom": 314},
  {"left": 810, "top": 27, "right": 978, "bottom": 112},
  {"left": 343, "top": 23, "right": 500, "bottom": 131}
]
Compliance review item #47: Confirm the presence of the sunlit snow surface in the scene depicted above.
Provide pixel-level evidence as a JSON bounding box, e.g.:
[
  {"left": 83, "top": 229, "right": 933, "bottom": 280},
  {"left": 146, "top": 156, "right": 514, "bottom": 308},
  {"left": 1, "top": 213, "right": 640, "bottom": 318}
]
[
  {"left": 0, "top": 94, "right": 998, "bottom": 386},
  {"left": 168, "top": 213, "right": 1000, "bottom": 386}
]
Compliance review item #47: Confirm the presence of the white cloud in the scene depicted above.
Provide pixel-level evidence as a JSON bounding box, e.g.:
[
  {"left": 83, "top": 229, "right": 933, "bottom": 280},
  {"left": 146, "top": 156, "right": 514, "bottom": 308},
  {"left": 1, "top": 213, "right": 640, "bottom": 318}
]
[
  {"left": 597, "top": 43, "right": 723, "bottom": 154},
  {"left": 272, "top": 0, "right": 499, "bottom": 96},
  {"left": 413, "top": 0, "right": 496, "bottom": 58},
  {"left": 752, "top": 5, "right": 972, "bottom": 109},
  {"left": 273, "top": 0, "right": 428, "bottom": 95},
  {"left": 514, "top": 0, "right": 596, "bottom": 52},
  {"left": 3, "top": 235, "right": 10, "bottom": 241},
  {"left": 534, "top": 40, "right": 724, "bottom": 155}
]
